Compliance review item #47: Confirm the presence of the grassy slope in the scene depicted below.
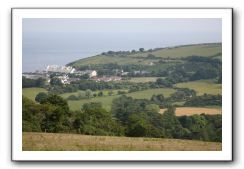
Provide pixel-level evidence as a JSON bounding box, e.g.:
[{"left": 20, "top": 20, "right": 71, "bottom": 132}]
[
  {"left": 131, "top": 43, "right": 222, "bottom": 58},
  {"left": 174, "top": 79, "right": 222, "bottom": 96},
  {"left": 23, "top": 132, "right": 222, "bottom": 151},
  {"left": 22, "top": 88, "right": 47, "bottom": 101},
  {"left": 69, "top": 43, "right": 221, "bottom": 67}
]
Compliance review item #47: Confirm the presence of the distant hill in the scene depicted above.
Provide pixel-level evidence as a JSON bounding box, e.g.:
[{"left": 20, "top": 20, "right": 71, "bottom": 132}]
[{"left": 68, "top": 43, "right": 222, "bottom": 68}]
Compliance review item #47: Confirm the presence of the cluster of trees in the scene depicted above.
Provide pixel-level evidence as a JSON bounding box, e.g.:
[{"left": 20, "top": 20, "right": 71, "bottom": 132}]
[
  {"left": 23, "top": 94, "right": 222, "bottom": 142},
  {"left": 66, "top": 90, "right": 102, "bottom": 100},
  {"left": 184, "top": 94, "right": 222, "bottom": 107},
  {"left": 111, "top": 95, "right": 222, "bottom": 141},
  {"left": 23, "top": 95, "right": 72, "bottom": 133},
  {"left": 23, "top": 94, "right": 123, "bottom": 135},
  {"left": 22, "top": 77, "right": 46, "bottom": 88},
  {"left": 100, "top": 48, "right": 148, "bottom": 56}
]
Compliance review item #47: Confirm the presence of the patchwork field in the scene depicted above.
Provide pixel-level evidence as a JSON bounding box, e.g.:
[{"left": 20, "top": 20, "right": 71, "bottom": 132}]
[
  {"left": 23, "top": 132, "right": 222, "bottom": 151},
  {"left": 68, "top": 88, "right": 176, "bottom": 111},
  {"left": 174, "top": 79, "right": 222, "bottom": 96},
  {"left": 22, "top": 87, "right": 175, "bottom": 111},
  {"left": 159, "top": 107, "right": 222, "bottom": 116}
]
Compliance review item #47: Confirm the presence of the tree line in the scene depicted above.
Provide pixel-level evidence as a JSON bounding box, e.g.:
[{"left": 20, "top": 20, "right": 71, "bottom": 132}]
[{"left": 23, "top": 94, "right": 222, "bottom": 142}]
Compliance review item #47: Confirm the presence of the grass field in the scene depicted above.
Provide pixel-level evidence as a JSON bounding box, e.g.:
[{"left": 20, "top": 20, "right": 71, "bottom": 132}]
[
  {"left": 22, "top": 87, "right": 47, "bottom": 101},
  {"left": 174, "top": 79, "right": 222, "bottom": 96},
  {"left": 69, "top": 43, "right": 221, "bottom": 67},
  {"left": 68, "top": 88, "right": 176, "bottom": 111},
  {"left": 159, "top": 107, "right": 222, "bottom": 116},
  {"left": 23, "top": 132, "right": 222, "bottom": 151}
]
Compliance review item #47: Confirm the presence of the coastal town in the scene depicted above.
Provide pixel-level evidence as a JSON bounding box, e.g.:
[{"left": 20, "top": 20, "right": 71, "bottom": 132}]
[{"left": 22, "top": 65, "right": 138, "bottom": 84}]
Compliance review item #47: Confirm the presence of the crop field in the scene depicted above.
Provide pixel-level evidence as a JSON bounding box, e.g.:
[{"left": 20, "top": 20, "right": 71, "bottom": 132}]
[
  {"left": 68, "top": 88, "right": 176, "bottom": 111},
  {"left": 23, "top": 132, "right": 222, "bottom": 151},
  {"left": 22, "top": 87, "right": 47, "bottom": 101},
  {"left": 174, "top": 79, "right": 222, "bottom": 96},
  {"left": 159, "top": 107, "right": 222, "bottom": 116}
]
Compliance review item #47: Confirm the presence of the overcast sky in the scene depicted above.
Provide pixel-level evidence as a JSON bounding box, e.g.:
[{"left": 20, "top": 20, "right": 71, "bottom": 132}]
[{"left": 22, "top": 18, "right": 222, "bottom": 72}]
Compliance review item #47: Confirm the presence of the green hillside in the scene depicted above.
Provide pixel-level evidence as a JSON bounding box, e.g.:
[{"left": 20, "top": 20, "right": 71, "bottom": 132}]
[{"left": 69, "top": 43, "right": 221, "bottom": 68}]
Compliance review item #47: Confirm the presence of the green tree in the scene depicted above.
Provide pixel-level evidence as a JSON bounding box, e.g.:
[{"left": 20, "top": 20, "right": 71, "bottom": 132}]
[
  {"left": 50, "top": 77, "right": 63, "bottom": 86},
  {"left": 41, "top": 94, "right": 69, "bottom": 113},
  {"left": 111, "top": 95, "right": 139, "bottom": 124},
  {"left": 139, "top": 48, "right": 144, "bottom": 52},
  {"left": 35, "top": 92, "right": 48, "bottom": 103},
  {"left": 85, "top": 89, "right": 92, "bottom": 99},
  {"left": 98, "top": 91, "right": 103, "bottom": 97},
  {"left": 126, "top": 113, "right": 148, "bottom": 137}
]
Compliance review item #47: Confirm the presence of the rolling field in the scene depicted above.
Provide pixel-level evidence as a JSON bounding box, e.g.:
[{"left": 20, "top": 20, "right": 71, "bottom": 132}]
[
  {"left": 67, "top": 88, "right": 176, "bottom": 111},
  {"left": 174, "top": 79, "right": 222, "bottom": 96},
  {"left": 22, "top": 87, "right": 47, "bottom": 101},
  {"left": 159, "top": 107, "right": 222, "bottom": 116},
  {"left": 69, "top": 43, "right": 221, "bottom": 67},
  {"left": 23, "top": 132, "right": 222, "bottom": 151}
]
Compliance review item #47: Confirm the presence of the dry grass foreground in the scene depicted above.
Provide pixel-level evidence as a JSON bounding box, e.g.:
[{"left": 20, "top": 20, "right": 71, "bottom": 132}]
[
  {"left": 159, "top": 107, "right": 222, "bottom": 116},
  {"left": 23, "top": 132, "right": 221, "bottom": 151}
]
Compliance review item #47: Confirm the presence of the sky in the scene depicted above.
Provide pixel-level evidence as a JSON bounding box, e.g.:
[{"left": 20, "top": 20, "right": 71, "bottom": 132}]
[{"left": 22, "top": 18, "right": 222, "bottom": 72}]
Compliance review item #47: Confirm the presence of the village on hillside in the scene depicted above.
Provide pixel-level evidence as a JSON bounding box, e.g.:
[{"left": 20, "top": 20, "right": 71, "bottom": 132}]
[{"left": 22, "top": 65, "right": 146, "bottom": 84}]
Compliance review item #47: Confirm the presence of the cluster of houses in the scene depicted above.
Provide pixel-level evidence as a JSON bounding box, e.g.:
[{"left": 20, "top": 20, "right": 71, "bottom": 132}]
[
  {"left": 23, "top": 64, "right": 151, "bottom": 85},
  {"left": 23, "top": 65, "right": 98, "bottom": 85}
]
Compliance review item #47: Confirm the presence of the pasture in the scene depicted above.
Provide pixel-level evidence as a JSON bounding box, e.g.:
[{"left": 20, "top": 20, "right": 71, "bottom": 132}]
[
  {"left": 174, "top": 79, "right": 222, "bottom": 96},
  {"left": 70, "top": 43, "right": 221, "bottom": 67},
  {"left": 23, "top": 132, "right": 222, "bottom": 151},
  {"left": 22, "top": 87, "right": 47, "bottom": 101},
  {"left": 159, "top": 107, "right": 222, "bottom": 116},
  {"left": 67, "top": 88, "right": 176, "bottom": 111}
]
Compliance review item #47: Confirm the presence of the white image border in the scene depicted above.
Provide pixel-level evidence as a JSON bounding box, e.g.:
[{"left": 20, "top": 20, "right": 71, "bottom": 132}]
[{"left": 12, "top": 8, "right": 233, "bottom": 161}]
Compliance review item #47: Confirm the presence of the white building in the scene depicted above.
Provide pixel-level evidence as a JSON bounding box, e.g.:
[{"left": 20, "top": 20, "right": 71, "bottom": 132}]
[
  {"left": 58, "top": 75, "right": 70, "bottom": 84},
  {"left": 75, "top": 70, "right": 97, "bottom": 78},
  {"left": 46, "top": 65, "right": 76, "bottom": 74}
]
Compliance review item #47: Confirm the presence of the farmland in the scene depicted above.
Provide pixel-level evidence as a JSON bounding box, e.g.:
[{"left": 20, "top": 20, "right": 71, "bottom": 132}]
[
  {"left": 22, "top": 43, "right": 223, "bottom": 149},
  {"left": 23, "top": 87, "right": 176, "bottom": 111},
  {"left": 23, "top": 132, "right": 222, "bottom": 151},
  {"left": 67, "top": 88, "right": 175, "bottom": 111},
  {"left": 159, "top": 107, "right": 222, "bottom": 116},
  {"left": 22, "top": 87, "right": 47, "bottom": 101},
  {"left": 175, "top": 79, "right": 222, "bottom": 96},
  {"left": 70, "top": 43, "right": 221, "bottom": 67}
]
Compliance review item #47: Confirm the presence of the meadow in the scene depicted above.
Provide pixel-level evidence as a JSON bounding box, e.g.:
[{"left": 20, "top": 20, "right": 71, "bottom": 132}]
[
  {"left": 23, "top": 87, "right": 175, "bottom": 111},
  {"left": 159, "top": 107, "right": 222, "bottom": 116},
  {"left": 174, "top": 79, "right": 222, "bottom": 96},
  {"left": 70, "top": 43, "right": 221, "bottom": 67},
  {"left": 23, "top": 132, "right": 222, "bottom": 151},
  {"left": 67, "top": 88, "right": 175, "bottom": 111},
  {"left": 22, "top": 87, "right": 47, "bottom": 101}
]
